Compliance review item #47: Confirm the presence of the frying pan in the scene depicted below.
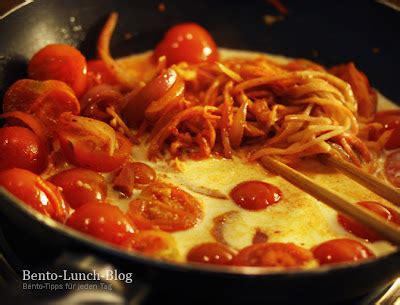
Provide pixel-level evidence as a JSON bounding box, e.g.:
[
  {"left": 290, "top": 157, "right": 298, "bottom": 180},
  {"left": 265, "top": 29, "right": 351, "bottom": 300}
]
[{"left": 0, "top": 0, "right": 399, "bottom": 304}]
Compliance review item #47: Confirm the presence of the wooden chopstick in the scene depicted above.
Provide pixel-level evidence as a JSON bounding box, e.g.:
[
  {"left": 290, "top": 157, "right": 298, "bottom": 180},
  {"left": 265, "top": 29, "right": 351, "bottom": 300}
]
[
  {"left": 260, "top": 156, "right": 400, "bottom": 245},
  {"left": 321, "top": 154, "right": 400, "bottom": 207}
]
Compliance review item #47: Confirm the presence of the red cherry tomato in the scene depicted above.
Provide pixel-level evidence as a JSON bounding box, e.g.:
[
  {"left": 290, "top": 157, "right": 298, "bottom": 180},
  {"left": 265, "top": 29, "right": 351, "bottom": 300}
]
[
  {"left": 0, "top": 126, "right": 48, "bottom": 173},
  {"left": 0, "top": 168, "right": 70, "bottom": 222},
  {"left": 312, "top": 238, "right": 374, "bottom": 265},
  {"left": 385, "top": 150, "right": 400, "bottom": 188},
  {"left": 187, "top": 242, "right": 236, "bottom": 265},
  {"left": 121, "top": 230, "right": 176, "bottom": 256},
  {"left": 338, "top": 201, "right": 400, "bottom": 242},
  {"left": 67, "top": 202, "right": 135, "bottom": 245},
  {"left": 113, "top": 162, "right": 157, "bottom": 197},
  {"left": 233, "top": 243, "right": 313, "bottom": 268},
  {"left": 230, "top": 180, "right": 282, "bottom": 210},
  {"left": 86, "top": 59, "right": 118, "bottom": 89},
  {"left": 3, "top": 79, "right": 80, "bottom": 128},
  {"left": 128, "top": 182, "right": 203, "bottom": 232},
  {"left": 370, "top": 110, "right": 400, "bottom": 150},
  {"left": 28, "top": 44, "right": 87, "bottom": 96},
  {"left": 56, "top": 113, "right": 132, "bottom": 172},
  {"left": 49, "top": 168, "right": 107, "bottom": 209},
  {"left": 154, "top": 23, "right": 218, "bottom": 65}
]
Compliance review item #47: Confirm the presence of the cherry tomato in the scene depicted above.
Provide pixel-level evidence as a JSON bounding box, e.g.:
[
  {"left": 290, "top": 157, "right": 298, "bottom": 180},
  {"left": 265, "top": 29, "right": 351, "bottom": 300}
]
[
  {"left": 49, "top": 168, "right": 107, "bottom": 209},
  {"left": 3, "top": 79, "right": 80, "bottom": 128},
  {"left": 113, "top": 162, "right": 157, "bottom": 197},
  {"left": 86, "top": 59, "right": 118, "bottom": 89},
  {"left": 370, "top": 110, "right": 400, "bottom": 150},
  {"left": 338, "top": 201, "right": 400, "bottom": 242},
  {"left": 385, "top": 150, "right": 400, "bottom": 188},
  {"left": 56, "top": 113, "right": 132, "bottom": 172},
  {"left": 123, "top": 69, "right": 178, "bottom": 128},
  {"left": 312, "top": 238, "right": 374, "bottom": 265},
  {"left": 128, "top": 182, "right": 203, "bottom": 232},
  {"left": 28, "top": 44, "right": 87, "bottom": 96},
  {"left": 154, "top": 23, "right": 218, "bottom": 65},
  {"left": 0, "top": 168, "right": 70, "bottom": 222},
  {"left": 233, "top": 243, "right": 313, "bottom": 268},
  {"left": 121, "top": 230, "right": 176, "bottom": 256},
  {"left": 0, "top": 126, "right": 48, "bottom": 173},
  {"left": 230, "top": 180, "right": 282, "bottom": 210},
  {"left": 187, "top": 242, "right": 236, "bottom": 265},
  {"left": 67, "top": 202, "right": 135, "bottom": 245}
]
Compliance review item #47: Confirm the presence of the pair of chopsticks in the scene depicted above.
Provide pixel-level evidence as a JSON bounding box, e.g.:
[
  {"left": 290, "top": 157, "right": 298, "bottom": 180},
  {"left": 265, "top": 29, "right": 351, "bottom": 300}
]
[{"left": 260, "top": 155, "right": 400, "bottom": 245}]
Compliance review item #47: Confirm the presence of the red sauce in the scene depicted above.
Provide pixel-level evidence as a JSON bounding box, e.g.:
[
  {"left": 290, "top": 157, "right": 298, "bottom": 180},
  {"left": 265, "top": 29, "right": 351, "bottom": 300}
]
[{"left": 230, "top": 180, "right": 282, "bottom": 210}]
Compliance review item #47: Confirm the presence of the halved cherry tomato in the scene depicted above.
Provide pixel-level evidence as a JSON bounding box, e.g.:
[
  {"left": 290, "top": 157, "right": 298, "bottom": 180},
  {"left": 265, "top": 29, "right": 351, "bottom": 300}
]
[
  {"left": 187, "top": 242, "right": 236, "bottom": 265},
  {"left": 113, "top": 162, "right": 156, "bottom": 196},
  {"left": 232, "top": 243, "right": 313, "bottom": 268},
  {"left": 337, "top": 201, "right": 400, "bottom": 242},
  {"left": 312, "top": 238, "right": 374, "bottom": 265},
  {"left": 3, "top": 79, "right": 80, "bottom": 128},
  {"left": 67, "top": 202, "right": 135, "bottom": 245},
  {"left": 123, "top": 69, "right": 178, "bottom": 128},
  {"left": 385, "top": 150, "right": 400, "bottom": 188},
  {"left": 0, "top": 168, "right": 70, "bottom": 222},
  {"left": 86, "top": 59, "right": 118, "bottom": 89},
  {"left": 230, "top": 180, "right": 282, "bottom": 210},
  {"left": 154, "top": 23, "right": 218, "bottom": 65},
  {"left": 121, "top": 230, "right": 176, "bottom": 256},
  {"left": 49, "top": 168, "right": 107, "bottom": 209},
  {"left": 28, "top": 44, "right": 87, "bottom": 96},
  {"left": 369, "top": 110, "right": 400, "bottom": 150},
  {"left": 128, "top": 182, "right": 203, "bottom": 232},
  {"left": 0, "top": 126, "right": 48, "bottom": 173},
  {"left": 56, "top": 113, "right": 132, "bottom": 172}
]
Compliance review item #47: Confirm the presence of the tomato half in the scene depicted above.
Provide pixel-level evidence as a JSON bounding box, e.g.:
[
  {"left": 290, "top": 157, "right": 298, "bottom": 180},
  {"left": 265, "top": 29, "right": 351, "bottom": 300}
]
[
  {"left": 128, "top": 182, "right": 203, "bottom": 232},
  {"left": 385, "top": 150, "right": 400, "bottom": 188},
  {"left": 3, "top": 79, "right": 80, "bottom": 128},
  {"left": 28, "top": 44, "right": 87, "bottom": 96},
  {"left": 370, "top": 110, "right": 400, "bottom": 150},
  {"left": 0, "top": 126, "right": 48, "bottom": 173},
  {"left": 230, "top": 180, "right": 282, "bottom": 210},
  {"left": 338, "top": 201, "right": 400, "bottom": 242},
  {"left": 312, "top": 238, "right": 374, "bottom": 265},
  {"left": 0, "top": 168, "right": 70, "bottom": 222},
  {"left": 154, "top": 23, "right": 218, "bottom": 65},
  {"left": 67, "top": 202, "right": 135, "bottom": 245},
  {"left": 113, "top": 162, "right": 156, "bottom": 196},
  {"left": 56, "top": 113, "right": 132, "bottom": 172},
  {"left": 49, "top": 168, "right": 107, "bottom": 209},
  {"left": 233, "top": 242, "right": 313, "bottom": 268},
  {"left": 86, "top": 59, "right": 118, "bottom": 89},
  {"left": 187, "top": 242, "right": 236, "bottom": 265},
  {"left": 121, "top": 230, "right": 176, "bottom": 256}
]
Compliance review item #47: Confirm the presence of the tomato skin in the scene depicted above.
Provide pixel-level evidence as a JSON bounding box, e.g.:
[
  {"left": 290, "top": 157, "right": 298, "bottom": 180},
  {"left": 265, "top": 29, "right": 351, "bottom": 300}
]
[
  {"left": 385, "top": 151, "right": 400, "bottom": 188},
  {"left": 154, "top": 23, "right": 218, "bottom": 65},
  {"left": 3, "top": 79, "right": 80, "bottom": 128},
  {"left": 28, "top": 44, "right": 87, "bottom": 97},
  {"left": 121, "top": 230, "right": 176, "bottom": 256},
  {"left": 338, "top": 201, "right": 400, "bottom": 242},
  {"left": 187, "top": 242, "right": 236, "bottom": 265},
  {"left": 0, "top": 168, "right": 70, "bottom": 222},
  {"left": 0, "top": 126, "right": 48, "bottom": 173},
  {"left": 67, "top": 202, "right": 135, "bottom": 245},
  {"left": 128, "top": 182, "right": 203, "bottom": 232},
  {"left": 312, "top": 238, "right": 374, "bottom": 265},
  {"left": 233, "top": 243, "right": 313, "bottom": 268},
  {"left": 230, "top": 180, "right": 282, "bottom": 210},
  {"left": 86, "top": 59, "right": 118, "bottom": 89},
  {"left": 370, "top": 110, "right": 400, "bottom": 150},
  {"left": 49, "top": 168, "right": 107, "bottom": 209}
]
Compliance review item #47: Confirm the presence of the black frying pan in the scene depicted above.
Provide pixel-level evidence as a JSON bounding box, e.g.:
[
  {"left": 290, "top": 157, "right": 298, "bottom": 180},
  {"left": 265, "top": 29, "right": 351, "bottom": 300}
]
[{"left": 0, "top": 1, "right": 399, "bottom": 304}]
